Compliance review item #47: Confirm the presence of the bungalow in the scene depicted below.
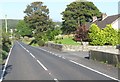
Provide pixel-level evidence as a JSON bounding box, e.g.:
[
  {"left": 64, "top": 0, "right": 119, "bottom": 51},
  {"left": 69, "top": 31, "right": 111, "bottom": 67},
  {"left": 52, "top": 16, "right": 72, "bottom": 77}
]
[
  {"left": 90, "top": 13, "right": 120, "bottom": 30},
  {"left": 74, "top": 13, "right": 120, "bottom": 42}
]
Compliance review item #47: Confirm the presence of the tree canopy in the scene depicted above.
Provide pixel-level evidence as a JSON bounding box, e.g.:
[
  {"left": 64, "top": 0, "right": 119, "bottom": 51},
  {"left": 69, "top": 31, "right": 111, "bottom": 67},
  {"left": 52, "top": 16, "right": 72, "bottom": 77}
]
[
  {"left": 16, "top": 20, "right": 32, "bottom": 37},
  {"left": 24, "top": 1, "right": 55, "bottom": 45},
  {"left": 24, "top": 1, "right": 49, "bottom": 31},
  {"left": 61, "top": 1, "right": 101, "bottom": 34}
]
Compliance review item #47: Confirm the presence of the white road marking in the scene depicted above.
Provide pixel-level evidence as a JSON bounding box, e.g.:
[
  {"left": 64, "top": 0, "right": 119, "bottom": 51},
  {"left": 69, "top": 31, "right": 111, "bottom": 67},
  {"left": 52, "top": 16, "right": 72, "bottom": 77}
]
[
  {"left": 62, "top": 57, "right": 65, "bottom": 59},
  {"left": 35, "top": 46, "right": 119, "bottom": 81},
  {"left": 13, "top": 42, "right": 59, "bottom": 81},
  {"left": 54, "top": 78, "right": 58, "bottom": 82},
  {"left": 26, "top": 50, "right": 29, "bottom": 53},
  {"left": 69, "top": 60, "right": 119, "bottom": 81},
  {"left": 0, "top": 45, "right": 14, "bottom": 82},
  {"left": 30, "top": 53, "right": 36, "bottom": 59},
  {"left": 18, "top": 42, "right": 48, "bottom": 71},
  {"left": 37, "top": 60, "right": 48, "bottom": 71}
]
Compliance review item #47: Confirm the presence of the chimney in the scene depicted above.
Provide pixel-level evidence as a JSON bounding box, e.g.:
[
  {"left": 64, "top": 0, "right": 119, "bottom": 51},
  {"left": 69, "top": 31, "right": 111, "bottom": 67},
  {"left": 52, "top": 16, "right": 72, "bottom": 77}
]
[
  {"left": 92, "top": 16, "right": 97, "bottom": 22},
  {"left": 102, "top": 13, "right": 107, "bottom": 20}
]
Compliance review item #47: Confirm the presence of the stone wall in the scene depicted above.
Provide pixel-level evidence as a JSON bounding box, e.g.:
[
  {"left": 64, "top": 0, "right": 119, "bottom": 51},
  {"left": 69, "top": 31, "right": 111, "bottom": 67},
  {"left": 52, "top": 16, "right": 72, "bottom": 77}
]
[
  {"left": 46, "top": 42, "right": 63, "bottom": 51},
  {"left": 46, "top": 42, "right": 116, "bottom": 51},
  {"left": 89, "top": 49, "right": 120, "bottom": 67},
  {"left": 46, "top": 42, "right": 119, "bottom": 67}
]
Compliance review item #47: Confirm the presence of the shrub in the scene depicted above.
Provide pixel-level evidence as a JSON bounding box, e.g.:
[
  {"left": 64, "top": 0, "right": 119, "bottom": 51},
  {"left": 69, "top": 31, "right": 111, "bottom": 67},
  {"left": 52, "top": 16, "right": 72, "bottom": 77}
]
[
  {"left": 58, "top": 41, "right": 62, "bottom": 44},
  {"left": 2, "top": 50, "right": 8, "bottom": 59},
  {"left": 103, "top": 24, "right": 118, "bottom": 45},
  {"left": 89, "top": 24, "right": 118, "bottom": 46},
  {"left": 37, "top": 40, "right": 45, "bottom": 46}
]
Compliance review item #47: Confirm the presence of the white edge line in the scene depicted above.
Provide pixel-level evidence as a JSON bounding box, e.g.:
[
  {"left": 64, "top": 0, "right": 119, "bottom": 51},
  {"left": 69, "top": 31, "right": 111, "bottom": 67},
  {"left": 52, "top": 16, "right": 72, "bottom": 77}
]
[
  {"left": 33, "top": 45, "right": 119, "bottom": 81},
  {"left": 69, "top": 60, "right": 119, "bottom": 81},
  {"left": 0, "top": 45, "right": 14, "bottom": 82}
]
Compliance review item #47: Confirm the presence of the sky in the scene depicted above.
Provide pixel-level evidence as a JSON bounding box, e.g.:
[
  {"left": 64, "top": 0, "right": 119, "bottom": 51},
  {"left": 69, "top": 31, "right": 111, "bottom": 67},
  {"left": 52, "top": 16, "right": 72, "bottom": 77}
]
[{"left": 0, "top": 0, "right": 119, "bottom": 22}]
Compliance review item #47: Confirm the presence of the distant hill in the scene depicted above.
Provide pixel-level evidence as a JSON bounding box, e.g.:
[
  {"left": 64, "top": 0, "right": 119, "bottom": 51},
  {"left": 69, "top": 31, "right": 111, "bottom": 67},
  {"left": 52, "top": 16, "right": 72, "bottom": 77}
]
[
  {"left": 1, "top": 19, "right": 21, "bottom": 30},
  {"left": 0, "top": 19, "right": 62, "bottom": 30}
]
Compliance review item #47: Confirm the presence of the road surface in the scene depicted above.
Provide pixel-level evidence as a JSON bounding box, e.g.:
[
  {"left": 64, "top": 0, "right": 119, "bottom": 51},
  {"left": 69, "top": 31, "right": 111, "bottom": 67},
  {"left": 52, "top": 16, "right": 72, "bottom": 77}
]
[{"left": 1, "top": 41, "right": 119, "bottom": 81}]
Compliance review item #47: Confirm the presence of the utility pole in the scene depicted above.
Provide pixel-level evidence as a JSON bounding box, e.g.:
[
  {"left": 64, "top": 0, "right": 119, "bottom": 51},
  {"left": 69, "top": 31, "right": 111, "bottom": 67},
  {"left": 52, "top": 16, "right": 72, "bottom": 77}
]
[{"left": 5, "top": 14, "right": 7, "bottom": 33}]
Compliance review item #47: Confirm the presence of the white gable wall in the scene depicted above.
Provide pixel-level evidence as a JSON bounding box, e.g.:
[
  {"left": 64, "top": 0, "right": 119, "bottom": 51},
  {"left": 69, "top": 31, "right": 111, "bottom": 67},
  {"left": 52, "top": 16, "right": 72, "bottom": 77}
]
[{"left": 111, "top": 17, "right": 120, "bottom": 30}]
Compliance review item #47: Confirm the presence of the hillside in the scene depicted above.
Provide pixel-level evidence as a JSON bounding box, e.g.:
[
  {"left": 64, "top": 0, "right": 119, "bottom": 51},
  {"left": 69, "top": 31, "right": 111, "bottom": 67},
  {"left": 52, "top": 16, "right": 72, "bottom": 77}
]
[{"left": 1, "top": 19, "right": 21, "bottom": 30}]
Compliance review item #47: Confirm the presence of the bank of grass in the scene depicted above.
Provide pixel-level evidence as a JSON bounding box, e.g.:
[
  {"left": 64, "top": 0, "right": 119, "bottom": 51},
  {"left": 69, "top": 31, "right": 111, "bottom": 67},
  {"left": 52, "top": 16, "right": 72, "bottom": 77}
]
[
  {"left": 0, "top": 56, "right": 2, "bottom": 65},
  {"left": 31, "top": 43, "right": 39, "bottom": 47},
  {"left": 54, "top": 37, "right": 80, "bottom": 45},
  {"left": 22, "top": 37, "right": 35, "bottom": 45},
  {"left": 22, "top": 37, "right": 39, "bottom": 47}
]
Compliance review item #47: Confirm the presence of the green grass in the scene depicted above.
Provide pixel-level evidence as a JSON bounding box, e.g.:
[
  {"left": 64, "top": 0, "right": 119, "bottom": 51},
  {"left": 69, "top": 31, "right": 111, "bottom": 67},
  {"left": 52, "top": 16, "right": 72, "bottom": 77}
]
[
  {"left": 54, "top": 37, "right": 80, "bottom": 45},
  {"left": 31, "top": 43, "right": 39, "bottom": 47}
]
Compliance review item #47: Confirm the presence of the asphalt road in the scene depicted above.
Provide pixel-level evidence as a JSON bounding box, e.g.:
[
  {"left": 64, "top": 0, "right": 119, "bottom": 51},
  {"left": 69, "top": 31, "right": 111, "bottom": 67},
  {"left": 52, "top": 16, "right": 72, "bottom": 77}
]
[{"left": 1, "top": 41, "right": 119, "bottom": 81}]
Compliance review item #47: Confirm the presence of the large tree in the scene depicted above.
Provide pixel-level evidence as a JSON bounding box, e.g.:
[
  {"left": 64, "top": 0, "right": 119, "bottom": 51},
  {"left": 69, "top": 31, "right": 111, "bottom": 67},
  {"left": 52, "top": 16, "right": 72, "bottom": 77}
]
[
  {"left": 61, "top": 1, "right": 102, "bottom": 34},
  {"left": 24, "top": 1, "right": 54, "bottom": 45},
  {"left": 16, "top": 20, "right": 32, "bottom": 37}
]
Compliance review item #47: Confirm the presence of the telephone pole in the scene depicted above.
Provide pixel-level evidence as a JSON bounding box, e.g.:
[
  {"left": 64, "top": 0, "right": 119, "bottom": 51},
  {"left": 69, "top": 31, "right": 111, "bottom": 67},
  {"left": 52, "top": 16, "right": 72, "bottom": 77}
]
[{"left": 5, "top": 14, "right": 7, "bottom": 33}]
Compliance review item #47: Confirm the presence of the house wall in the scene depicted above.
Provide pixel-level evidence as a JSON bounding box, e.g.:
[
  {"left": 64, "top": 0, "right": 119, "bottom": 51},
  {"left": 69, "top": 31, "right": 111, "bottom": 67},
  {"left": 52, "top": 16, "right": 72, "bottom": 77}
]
[{"left": 112, "top": 17, "right": 120, "bottom": 30}]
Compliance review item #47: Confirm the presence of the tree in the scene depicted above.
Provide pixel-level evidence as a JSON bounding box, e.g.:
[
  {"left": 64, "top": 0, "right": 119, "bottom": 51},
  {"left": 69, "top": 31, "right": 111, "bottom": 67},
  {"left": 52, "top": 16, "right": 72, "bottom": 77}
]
[
  {"left": 61, "top": 1, "right": 101, "bottom": 34},
  {"left": 74, "top": 24, "right": 88, "bottom": 42},
  {"left": 24, "top": 1, "right": 54, "bottom": 45},
  {"left": 16, "top": 20, "right": 32, "bottom": 37}
]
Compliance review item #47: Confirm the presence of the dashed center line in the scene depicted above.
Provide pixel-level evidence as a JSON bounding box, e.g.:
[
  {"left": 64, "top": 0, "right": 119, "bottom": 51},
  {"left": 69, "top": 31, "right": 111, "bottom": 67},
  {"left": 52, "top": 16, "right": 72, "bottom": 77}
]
[
  {"left": 36, "top": 60, "right": 48, "bottom": 71},
  {"left": 17, "top": 42, "right": 58, "bottom": 82}
]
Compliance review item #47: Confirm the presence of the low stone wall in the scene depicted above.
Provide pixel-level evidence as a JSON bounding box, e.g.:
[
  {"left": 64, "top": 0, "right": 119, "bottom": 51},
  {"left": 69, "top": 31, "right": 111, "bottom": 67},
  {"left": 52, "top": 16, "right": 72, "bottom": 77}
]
[
  {"left": 46, "top": 42, "right": 119, "bottom": 67},
  {"left": 46, "top": 42, "right": 116, "bottom": 51},
  {"left": 46, "top": 42, "right": 63, "bottom": 51},
  {"left": 63, "top": 45, "right": 116, "bottom": 51},
  {"left": 89, "top": 49, "right": 120, "bottom": 66}
]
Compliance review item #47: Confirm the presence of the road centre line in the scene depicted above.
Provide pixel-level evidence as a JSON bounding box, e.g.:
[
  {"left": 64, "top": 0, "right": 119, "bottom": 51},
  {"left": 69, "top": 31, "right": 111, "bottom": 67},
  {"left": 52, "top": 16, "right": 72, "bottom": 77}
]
[
  {"left": 29, "top": 53, "right": 36, "bottom": 59},
  {"left": 18, "top": 42, "right": 48, "bottom": 71},
  {"left": 18, "top": 42, "right": 59, "bottom": 81},
  {"left": 36, "top": 60, "right": 48, "bottom": 71}
]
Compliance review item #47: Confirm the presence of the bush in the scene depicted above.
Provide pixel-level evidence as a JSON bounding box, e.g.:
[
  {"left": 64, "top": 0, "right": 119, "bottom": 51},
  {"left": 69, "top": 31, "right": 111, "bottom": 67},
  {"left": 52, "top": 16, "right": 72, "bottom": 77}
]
[
  {"left": 2, "top": 50, "right": 8, "bottom": 59},
  {"left": 37, "top": 40, "right": 45, "bottom": 46},
  {"left": 2, "top": 32, "right": 11, "bottom": 52},
  {"left": 89, "top": 24, "right": 105, "bottom": 45},
  {"left": 89, "top": 24, "right": 118, "bottom": 46},
  {"left": 103, "top": 24, "right": 118, "bottom": 45},
  {"left": 58, "top": 41, "right": 62, "bottom": 44}
]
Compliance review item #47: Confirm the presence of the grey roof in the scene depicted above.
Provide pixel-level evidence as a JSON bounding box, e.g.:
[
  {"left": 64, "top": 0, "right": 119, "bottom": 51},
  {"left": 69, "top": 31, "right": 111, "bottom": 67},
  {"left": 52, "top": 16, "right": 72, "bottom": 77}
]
[{"left": 93, "top": 14, "right": 120, "bottom": 29}]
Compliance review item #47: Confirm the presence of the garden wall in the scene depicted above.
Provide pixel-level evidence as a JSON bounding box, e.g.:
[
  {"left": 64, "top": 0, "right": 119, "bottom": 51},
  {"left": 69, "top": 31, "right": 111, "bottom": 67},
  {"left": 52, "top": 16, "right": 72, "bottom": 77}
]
[
  {"left": 46, "top": 42, "right": 120, "bottom": 67},
  {"left": 46, "top": 42, "right": 116, "bottom": 51},
  {"left": 89, "top": 49, "right": 120, "bottom": 67}
]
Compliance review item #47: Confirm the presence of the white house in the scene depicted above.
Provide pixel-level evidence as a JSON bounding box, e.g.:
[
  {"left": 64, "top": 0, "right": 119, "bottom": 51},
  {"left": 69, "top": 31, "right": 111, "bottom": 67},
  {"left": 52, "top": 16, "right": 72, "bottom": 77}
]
[{"left": 92, "top": 13, "right": 120, "bottom": 30}]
